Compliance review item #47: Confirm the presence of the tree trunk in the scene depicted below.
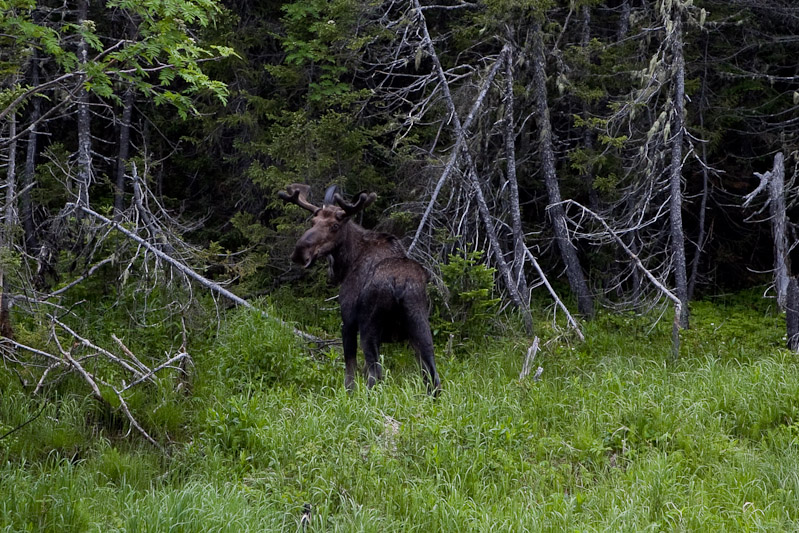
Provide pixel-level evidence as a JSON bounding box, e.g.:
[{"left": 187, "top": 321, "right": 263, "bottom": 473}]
[
  {"left": 668, "top": 10, "right": 689, "bottom": 328},
  {"left": 688, "top": 38, "right": 711, "bottom": 300},
  {"left": 503, "top": 50, "right": 529, "bottom": 297},
  {"left": 768, "top": 152, "right": 788, "bottom": 309},
  {"left": 76, "top": 0, "right": 92, "bottom": 209},
  {"left": 617, "top": 0, "right": 631, "bottom": 41},
  {"left": 1, "top": 114, "right": 18, "bottom": 338},
  {"left": 531, "top": 23, "right": 594, "bottom": 317},
  {"left": 114, "top": 85, "right": 135, "bottom": 218},
  {"left": 22, "top": 50, "right": 40, "bottom": 252},
  {"left": 579, "top": 5, "right": 600, "bottom": 212}
]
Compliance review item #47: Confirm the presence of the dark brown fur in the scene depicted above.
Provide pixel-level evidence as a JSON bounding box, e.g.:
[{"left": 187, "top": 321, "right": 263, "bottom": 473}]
[{"left": 279, "top": 184, "right": 441, "bottom": 394}]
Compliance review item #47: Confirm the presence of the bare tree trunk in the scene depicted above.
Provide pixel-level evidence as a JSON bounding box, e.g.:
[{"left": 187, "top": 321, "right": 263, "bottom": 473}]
[
  {"left": 743, "top": 152, "right": 788, "bottom": 310},
  {"left": 531, "top": 23, "right": 594, "bottom": 317},
  {"left": 22, "top": 50, "right": 40, "bottom": 252},
  {"left": 580, "top": 5, "right": 600, "bottom": 212},
  {"left": 408, "top": 45, "right": 507, "bottom": 254},
  {"left": 410, "top": 4, "right": 534, "bottom": 332},
  {"left": 502, "top": 50, "right": 529, "bottom": 297},
  {"left": 768, "top": 152, "right": 788, "bottom": 309},
  {"left": 1, "top": 114, "right": 17, "bottom": 338},
  {"left": 76, "top": 0, "right": 92, "bottom": 209},
  {"left": 668, "top": 11, "right": 689, "bottom": 328},
  {"left": 114, "top": 86, "right": 134, "bottom": 218},
  {"left": 688, "top": 38, "right": 711, "bottom": 300}
]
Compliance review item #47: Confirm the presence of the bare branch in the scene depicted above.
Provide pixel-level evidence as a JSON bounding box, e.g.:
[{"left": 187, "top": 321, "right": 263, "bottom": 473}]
[{"left": 76, "top": 204, "right": 324, "bottom": 344}]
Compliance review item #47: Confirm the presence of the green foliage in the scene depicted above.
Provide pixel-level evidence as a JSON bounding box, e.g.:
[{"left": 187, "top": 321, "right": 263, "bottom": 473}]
[
  {"left": 431, "top": 249, "right": 500, "bottom": 344},
  {"left": 208, "top": 306, "right": 328, "bottom": 392}
]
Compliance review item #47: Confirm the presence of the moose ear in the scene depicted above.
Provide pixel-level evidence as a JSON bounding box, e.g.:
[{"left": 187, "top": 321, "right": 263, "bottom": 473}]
[{"left": 323, "top": 185, "right": 340, "bottom": 206}]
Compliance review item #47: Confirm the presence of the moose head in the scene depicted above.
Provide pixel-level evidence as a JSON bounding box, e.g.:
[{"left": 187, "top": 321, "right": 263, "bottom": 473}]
[{"left": 279, "top": 183, "right": 377, "bottom": 268}]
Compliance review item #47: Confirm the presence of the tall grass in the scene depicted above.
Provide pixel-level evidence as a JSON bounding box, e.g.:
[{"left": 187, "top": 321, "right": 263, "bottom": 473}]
[{"left": 3, "top": 292, "right": 799, "bottom": 530}]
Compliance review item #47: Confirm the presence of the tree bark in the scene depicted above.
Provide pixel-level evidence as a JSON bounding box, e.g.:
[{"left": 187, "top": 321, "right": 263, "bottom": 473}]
[
  {"left": 617, "top": 0, "right": 631, "bottom": 41},
  {"left": 668, "top": 10, "right": 689, "bottom": 328},
  {"left": 0, "top": 113, "right": 17, "bottom": 338},
  {"left": 22, "top": 50, "right": 40, "bottom": 252},
  {"left": 1, "top": 114, "right": 17, "bottom": 338},
  {"left": 787, "top": 276, "right": 799, "bottom": 351},
  {"left": 411, "top": 4, "right": 534, "bottom": 333},
  {"left": 580, "top": 5, "right": 600, "bottom": 212},
  {"left": 688, "top": 37, "right": 711, "bottom": 300},
  {"left": 114, "top": 86, "right": 135, "bottom": 218},
  {"left": 767, "top": 152, "right": 788, "bottom": 310},
  {"left": 531, "top": 23, "right": 594, "bottom": 317},
  {"left": 408, "top": 45, "right": 507, "bottom": 254},
  {"left": 503, "top": 50, "right": 529, "bottom": 297},
  {"left": 76, "top": 0, "right": 92, "bottom": 209}
]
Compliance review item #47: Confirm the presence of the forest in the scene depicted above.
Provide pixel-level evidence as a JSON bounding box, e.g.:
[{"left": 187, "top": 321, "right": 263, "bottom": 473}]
[{"left": 3, "top": 0, "right": 799, "bottom": 530}]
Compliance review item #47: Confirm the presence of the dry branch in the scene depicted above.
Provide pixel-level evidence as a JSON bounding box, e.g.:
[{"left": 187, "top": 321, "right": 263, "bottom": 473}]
[
  {"left": 519, "top": 336, "right": 540, "bottom": 380},
  {"left": 76, "top": 204, "right": 324, "bottom": 344},
  {"left": 523, "top": 247, "right": 584, "bottom": 341},
  {"left": 562, "top": 200, "right": 683, "bottom": 358}
]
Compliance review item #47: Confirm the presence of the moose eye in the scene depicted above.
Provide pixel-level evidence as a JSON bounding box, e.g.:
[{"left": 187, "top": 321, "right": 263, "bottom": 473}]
[{"left": 332, "top": 223, "right": 341, "bottom": 231}]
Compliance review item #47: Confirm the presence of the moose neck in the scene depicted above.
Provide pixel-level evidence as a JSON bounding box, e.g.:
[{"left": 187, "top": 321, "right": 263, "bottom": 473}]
[{"left": 329, "top": 220, "right": 367, "bottom": 282}]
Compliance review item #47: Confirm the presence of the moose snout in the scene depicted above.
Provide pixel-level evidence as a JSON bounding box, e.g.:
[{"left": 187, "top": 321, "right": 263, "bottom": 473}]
[{"left": 291, "top": 244, "right": 315, "bottom": 268}]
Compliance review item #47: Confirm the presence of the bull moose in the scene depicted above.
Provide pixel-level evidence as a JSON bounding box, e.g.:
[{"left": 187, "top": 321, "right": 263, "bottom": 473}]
[{"left": 279, "top": 183, "right": 441, "bottom": 395}]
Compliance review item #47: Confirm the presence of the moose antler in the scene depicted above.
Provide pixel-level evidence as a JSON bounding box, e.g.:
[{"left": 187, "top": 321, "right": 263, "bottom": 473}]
[
  {"left": 334, "top": 191, "right": 377, "bottom": 217},
  {"left": 278, "top": 184, "right": 319, "bottom": 212}
]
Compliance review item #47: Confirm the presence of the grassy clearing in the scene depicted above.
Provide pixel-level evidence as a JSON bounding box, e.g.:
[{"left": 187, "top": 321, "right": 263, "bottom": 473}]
[{"left": 2, "top": 292, "right": 799, "bottom": 531}]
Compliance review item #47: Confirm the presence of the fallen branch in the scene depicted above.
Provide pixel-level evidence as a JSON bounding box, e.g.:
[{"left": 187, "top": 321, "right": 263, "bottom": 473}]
[
  {"left": 76, "top": 204, "right": 324, "bottom": 344},
  {"left": 120, "top": 351, "right": 189, "bottom": 393},
  {"left": 520, "top": 336, "right": 540, "bottom": 381},
  {"left": 524, "top": 247, "right": 584, "bottom": 341},
  {"left": 51, "top": 316, "right": 147, "bottom": 380},
  {"left": 112, "top": 334, "right": 152, "bottom": 377},
  {"left": 50, "top": 320, "right": 164, "bottom": 449},
  {"left": 1, "top": 337, "right": 61, "bottom": 363}
]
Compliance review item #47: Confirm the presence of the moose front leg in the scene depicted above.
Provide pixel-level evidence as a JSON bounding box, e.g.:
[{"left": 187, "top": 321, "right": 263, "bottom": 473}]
[{"left": 342, "top": 322, "right": 358, "bottom": 391}]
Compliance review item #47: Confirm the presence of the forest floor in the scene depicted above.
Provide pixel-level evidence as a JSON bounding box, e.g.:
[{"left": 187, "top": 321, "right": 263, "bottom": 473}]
[{"left": 2, "top": 289, "right": 799, "bottom": 531}]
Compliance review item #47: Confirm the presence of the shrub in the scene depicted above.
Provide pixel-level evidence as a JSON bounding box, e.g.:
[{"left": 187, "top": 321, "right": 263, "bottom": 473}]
[{"left": 431, "top": 249, "right": 500, "bottom": 343}]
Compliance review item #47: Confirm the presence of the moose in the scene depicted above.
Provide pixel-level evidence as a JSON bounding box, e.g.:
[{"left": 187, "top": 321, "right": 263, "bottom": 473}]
[{"left": 279, "top": 183, "right": 441, "bottom": 395}]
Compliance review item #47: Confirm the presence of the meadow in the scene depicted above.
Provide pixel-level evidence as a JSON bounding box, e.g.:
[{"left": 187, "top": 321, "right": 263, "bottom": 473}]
[{"left": 2, "top": 290, "right": 799, "bottom": 532}]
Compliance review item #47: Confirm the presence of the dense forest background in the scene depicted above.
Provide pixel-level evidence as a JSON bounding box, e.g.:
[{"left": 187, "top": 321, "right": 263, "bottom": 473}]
[{"left": 3, "top": 0, "right": 799, "bottom": 330}]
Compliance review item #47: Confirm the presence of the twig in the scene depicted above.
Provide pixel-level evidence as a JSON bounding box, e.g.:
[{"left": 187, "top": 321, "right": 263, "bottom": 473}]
[
  {"left": 524, "top": 247, "right": 584, "bottom": 341},
  {"left": 112, "top": 334, "right": 152, "bottom": 376},
  {"left": 1, "top": 337, "right": 62, "bottom": 362},
  {"left": 120, "top": 352, "right": 189, "bottom": 392},
  {"left": 0, "top": 401, "right": 48, "bottom": 441},
  {"left": 51, "top": 316, "right": 146, "bottom": 379}
]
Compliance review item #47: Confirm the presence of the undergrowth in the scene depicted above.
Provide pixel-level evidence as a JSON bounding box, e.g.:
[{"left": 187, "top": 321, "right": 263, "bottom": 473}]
[{"left": 2, "top": 289, "right": 799, "bottom": 531}]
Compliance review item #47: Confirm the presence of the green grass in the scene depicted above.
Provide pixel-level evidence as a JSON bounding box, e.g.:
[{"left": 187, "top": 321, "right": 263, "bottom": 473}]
[{"left": 3, "top": 292, "right": 799, "bottom": 530}]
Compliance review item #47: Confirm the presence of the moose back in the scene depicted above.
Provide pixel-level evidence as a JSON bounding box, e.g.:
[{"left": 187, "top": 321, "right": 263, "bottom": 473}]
[{"left": 279, "top": 184, "right": 441, "bottom": 394}]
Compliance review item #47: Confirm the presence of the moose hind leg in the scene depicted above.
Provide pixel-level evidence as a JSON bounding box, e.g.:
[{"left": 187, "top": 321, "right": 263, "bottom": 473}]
[
  {"left": 359, "top": 328, "right": 383, "bottom": 388},
  {"left": 407, "top": 314, "right": 441, "bottom": 395}
]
